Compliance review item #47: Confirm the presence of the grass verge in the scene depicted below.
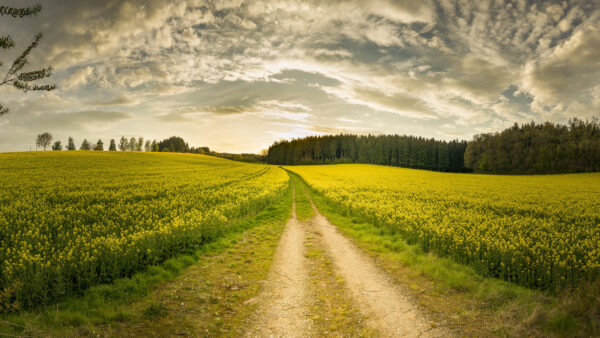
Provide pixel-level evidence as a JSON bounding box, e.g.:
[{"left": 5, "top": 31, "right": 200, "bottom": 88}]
[
  {"left": 0, "top": 184, "right": 293, "bottom": 337},
  {"left": 293, "top": 175, "right": 315, "bottom": 221},
  {"left": 289, "top": 172, "right": 598, "bottom": 337}
]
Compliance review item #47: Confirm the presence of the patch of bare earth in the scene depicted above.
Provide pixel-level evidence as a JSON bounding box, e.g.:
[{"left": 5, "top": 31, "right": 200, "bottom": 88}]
[
  {"left": 244, "top": 190, "right": 312, "bottom": 337},
  {"left": 309, "top": 200, "right": 452, "bottom": 338}
]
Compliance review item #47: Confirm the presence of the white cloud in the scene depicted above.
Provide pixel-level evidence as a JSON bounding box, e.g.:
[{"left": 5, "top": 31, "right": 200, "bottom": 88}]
[
  {"left": 521, "top": 22, "right": 600, "bottom": 114},
  {"left": 1, "top": 0, "right": 599, "bottom": 152},
  {"left": 63, "top": 66, "right": 94, "bottom": 90}
]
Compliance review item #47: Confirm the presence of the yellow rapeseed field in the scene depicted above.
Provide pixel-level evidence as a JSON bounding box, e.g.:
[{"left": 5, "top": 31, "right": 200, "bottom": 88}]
[
  {"left": 288, "top": 164, "right": 600, "bottom": 291},
  {"left": 0, "top": 152, "right": 288, "bottom": 310}
]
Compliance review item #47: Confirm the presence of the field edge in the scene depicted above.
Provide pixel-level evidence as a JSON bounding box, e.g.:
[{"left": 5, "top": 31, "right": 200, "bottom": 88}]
[
  {"left": 0, "top": 180, "right": 293, "bottom": 337},
  {"left": 287, "top": 170, "right": 598, "bottom": 337}
]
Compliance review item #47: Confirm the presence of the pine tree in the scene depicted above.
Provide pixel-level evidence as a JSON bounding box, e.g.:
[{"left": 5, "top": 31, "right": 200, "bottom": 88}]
[
  {"left": 95, "top": 139, "right": 103, "bottom": 151},
  {"left": 109, "top": 139, "right": 116, "bottom": 151},
  {"left": 0, "top": 4, "right": 55, "bottom": 117},
  {"left": 67, "top": 137, "right": 76, "bottom": 150},
  {"left": 80, "top": 139, "right": 91, "bottom": 150}
]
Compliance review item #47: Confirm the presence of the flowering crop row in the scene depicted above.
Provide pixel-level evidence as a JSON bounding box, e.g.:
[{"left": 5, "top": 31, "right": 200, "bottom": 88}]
[
  {"left": 288, "top": 164, "right": 600, "bottom": 292},
  {"left": 0, "top": 152, "right": 289, "bottom": 310}
]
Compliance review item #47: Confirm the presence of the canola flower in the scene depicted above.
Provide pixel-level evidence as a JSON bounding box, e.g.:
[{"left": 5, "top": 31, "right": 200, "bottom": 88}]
[
  {"left": 288, "top": 164, "right": 600, "bottom": 292},
  {"left": 0, "top": 152, "right": 288, "bottom": 310}
]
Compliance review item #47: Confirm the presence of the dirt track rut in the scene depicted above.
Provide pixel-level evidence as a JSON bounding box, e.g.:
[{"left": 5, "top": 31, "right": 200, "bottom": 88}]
[
  {"left": 245, "top": 187, "right": 311, "bottom": 337},
  {"left": 247, "top": 185, "right": 449, "bottom": 337},
  {"left": 310, "top": 199, "right": 447, "bottom": 337}
]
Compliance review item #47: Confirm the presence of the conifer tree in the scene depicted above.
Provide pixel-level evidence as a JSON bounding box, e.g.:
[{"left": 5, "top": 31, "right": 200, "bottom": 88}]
[
  {"left": 80, "top": 139, "right": 91, "bottom": 150},
  {"left": 67, "top": 137, "right": 76, "bottom": 150},
  {"left": 95, "top": 139, "right": 103, "bottom": 151},
  {"left": 109, "top": 139, "right": 116, "bottom": 151}
]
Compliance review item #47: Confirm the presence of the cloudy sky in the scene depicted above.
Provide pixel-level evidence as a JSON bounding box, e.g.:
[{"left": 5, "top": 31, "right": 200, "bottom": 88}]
[{"left": 1, "top": 0, "right": 599, "bottom": 153}]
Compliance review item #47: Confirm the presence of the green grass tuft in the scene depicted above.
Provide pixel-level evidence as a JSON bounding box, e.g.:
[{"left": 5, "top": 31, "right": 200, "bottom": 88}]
[{"left": 143, "top": 303, "right": 168, "bottom": 319}]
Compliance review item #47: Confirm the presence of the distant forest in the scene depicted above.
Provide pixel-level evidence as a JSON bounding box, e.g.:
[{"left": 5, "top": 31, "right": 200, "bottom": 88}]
[
  {"left": 267, "top": 134, "right": 468, "bottom": 172},
  {"left": 210, "top": 152, "right": 266, "bottom": 163},
  {"left": 266, "top": 118, "right": 600, "bottom": 174},
  {"left": 465, "top": 118, "right": 600, "bottom": 174}
]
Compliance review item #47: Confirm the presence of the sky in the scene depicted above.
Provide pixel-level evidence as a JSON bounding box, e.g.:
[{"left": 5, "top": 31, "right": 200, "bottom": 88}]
[{"left": 0, "top": 0, "right": 599, "bottom": 153}]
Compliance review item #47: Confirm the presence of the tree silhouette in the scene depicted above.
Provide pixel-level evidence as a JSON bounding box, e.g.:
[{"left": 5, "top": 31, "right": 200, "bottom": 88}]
[
  {"left": 129, "top": 137, "right": 136, "bottom": 151},
  {"left": 94, "top": 139, "right": 103, "bottom": 151},
  {"left": 80, "top": 139, "right": 91, "bottom": 150},
  {"left": 157, "top": 136, "right": 189, "bottom": 153},
  {"left": 118, "top": 136, "right": 128, "bottom": 151},
  {"left": 36, "top": 132, "right": 52, "bottom": 150},
  {"left": 67, "top": 137, "right": 76, "bottom": 150},
  {"left": 52, "top": 140, "right": 62, "bottom": 150},
  {"left": 0, "top": 4, "right": 55, "bottom": 117}
]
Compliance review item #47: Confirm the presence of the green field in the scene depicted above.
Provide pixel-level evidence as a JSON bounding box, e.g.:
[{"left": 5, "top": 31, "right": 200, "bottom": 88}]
[
  {"left": 287, "top": 164, "right": 600, "bottom": 292},
  {"left": 0, "top": 152, "right": 288, "bottom": 310},
  {"left": 1, "top": 152, "right": 598, "bottom": 336}
]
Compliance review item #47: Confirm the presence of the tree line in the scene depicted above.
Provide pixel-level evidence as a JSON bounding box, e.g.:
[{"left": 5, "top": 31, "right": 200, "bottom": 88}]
[
  {"left": 267, "top": 134, "right": 468, "bottom": 172},
  {"left": 464, "top": 118, "right": 600, "bottom": 174},
  {"left": 267, "top": 118, "right": 600, "bottom": 174},
  {"left": 35, "top": 133, "right": 269, "bottom": 163},
  {"left": 34, "top": 134, "right": 197, "bottom": 153},
  {"left": 210, "top": 151, "right": 267, "bottom": 163},
  {"left": 36, "top": 117, "right": 600, "bottom": 174}
]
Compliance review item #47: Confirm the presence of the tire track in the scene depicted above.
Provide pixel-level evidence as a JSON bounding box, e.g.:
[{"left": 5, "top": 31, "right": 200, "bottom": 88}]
[
  {"left": 244, "top": 185, "right": 311, "bottom": 337},
  {"left": 308, "top": 197, "right": 450, "bottom": 338}
]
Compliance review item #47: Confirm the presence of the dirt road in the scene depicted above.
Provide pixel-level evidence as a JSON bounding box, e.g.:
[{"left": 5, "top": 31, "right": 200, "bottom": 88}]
[
  {"left": 247, "top": 185, "right": 448, "bottom": 337},
  {"left": 310, "top": 199, "right": 447, "bottom": 337},
  {"left": 245, "top": 187, "right": 312, "bottom": 337}
]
